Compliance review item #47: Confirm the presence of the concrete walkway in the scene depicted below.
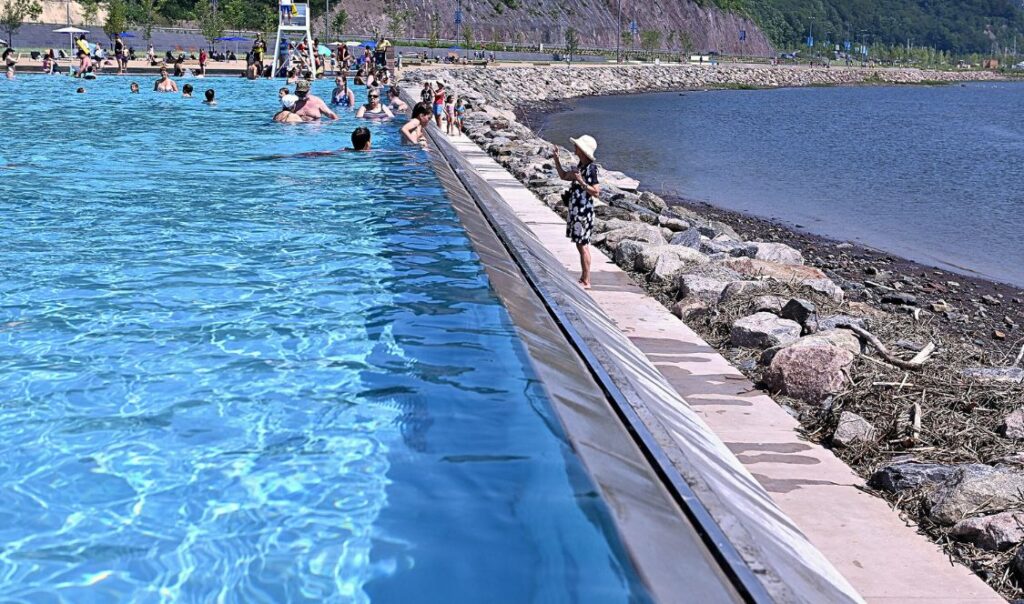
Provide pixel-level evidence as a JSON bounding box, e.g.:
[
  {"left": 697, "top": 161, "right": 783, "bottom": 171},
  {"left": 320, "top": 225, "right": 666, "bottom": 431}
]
[{"left": 437, "top": 129, "right": 1002, "bottom": 603}]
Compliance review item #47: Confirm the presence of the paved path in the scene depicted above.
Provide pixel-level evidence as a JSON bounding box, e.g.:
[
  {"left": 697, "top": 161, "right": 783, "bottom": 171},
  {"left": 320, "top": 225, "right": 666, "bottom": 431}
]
[{"left": 436, "top": 127, "right": 1002, "bottom": 603}]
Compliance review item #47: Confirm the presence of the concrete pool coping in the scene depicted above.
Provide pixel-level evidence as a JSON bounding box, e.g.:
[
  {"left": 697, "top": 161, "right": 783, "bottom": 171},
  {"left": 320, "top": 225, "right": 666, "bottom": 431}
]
[
  {"left": 426, "top": 125, "right": 750, "bottom": 603},
  {"left": 412, "top": 90, "right": 1004, "bottom": 603},
  {"left": 413, "top": 92, "right": 852, "bottom": 602}
]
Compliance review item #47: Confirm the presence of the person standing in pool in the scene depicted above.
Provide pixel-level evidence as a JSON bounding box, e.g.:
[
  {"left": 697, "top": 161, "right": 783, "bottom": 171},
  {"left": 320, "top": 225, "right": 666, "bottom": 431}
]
[
  {"left": 331, "top": 76, "right": 355, "bottom": 108},
  {"left": 386, "top": 87, "right": 408, "bottom": 113},
  {"left": 3, "top": 48, "right": 16, "bottom": 79},
  {"left": 203, "top": 89, "right": 217, "bottom": 105},
  {"left": 355, "top": 89, "right": 394, "bottom": 120},
  {"left": 114, "top": 34, "right": 127, "bottom": 74},
  {"left": 553, "top": 135, "right": 600, "bottom": 289},
  {"left": 274, "top": 94, "right": 303, "bottom": 123},
  {"left": 182, "top": 83, "right": 194, "bottom": 97},
  {"left": 401, "top": 102, "right": 433, "bottom": 147},
  {"left": 292, "top": 80, "right": 337, "bottom": 121},
  {"left": 154, "top": 68, "right": 178, "bottom": 92},
  {"left": 347, "top": 127, "right": 372, "bottom": 151}
]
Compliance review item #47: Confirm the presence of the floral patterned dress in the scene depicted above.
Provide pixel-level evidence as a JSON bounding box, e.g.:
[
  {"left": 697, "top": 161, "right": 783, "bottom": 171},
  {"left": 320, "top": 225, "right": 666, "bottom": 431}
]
[{"left": 566, "top": 162, "right": 598, "bottom": 245}]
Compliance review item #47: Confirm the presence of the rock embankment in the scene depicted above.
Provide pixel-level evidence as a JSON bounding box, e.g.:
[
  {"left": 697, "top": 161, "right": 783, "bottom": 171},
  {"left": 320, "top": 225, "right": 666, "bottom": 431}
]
[
  {"left": 410, "top": 65, "right": 1002, "bottom": 118},
  {"left": 405, "top": 64, "right": 1024, "bottom": 598}
]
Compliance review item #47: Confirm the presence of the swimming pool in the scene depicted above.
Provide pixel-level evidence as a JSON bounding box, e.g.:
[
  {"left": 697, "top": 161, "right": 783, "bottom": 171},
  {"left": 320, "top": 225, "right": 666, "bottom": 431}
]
[{"left": 0, "top": 76, "right": 650, "bottom": 601}]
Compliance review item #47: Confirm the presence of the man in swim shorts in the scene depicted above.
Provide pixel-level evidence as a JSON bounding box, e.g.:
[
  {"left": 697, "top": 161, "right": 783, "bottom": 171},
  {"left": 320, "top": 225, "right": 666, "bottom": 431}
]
[
  {"left": 154, "top": 68, "right": 178, "bottom": 92},
  {"left": 292, "top": 79, "right": 337, "bottom": 121}
]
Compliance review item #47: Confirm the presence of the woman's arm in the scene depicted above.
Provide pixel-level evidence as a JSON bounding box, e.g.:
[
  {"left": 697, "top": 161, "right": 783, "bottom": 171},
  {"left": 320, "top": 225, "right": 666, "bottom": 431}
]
[{"left": 551, "top": 145, "right": 574, "bottom": 181}]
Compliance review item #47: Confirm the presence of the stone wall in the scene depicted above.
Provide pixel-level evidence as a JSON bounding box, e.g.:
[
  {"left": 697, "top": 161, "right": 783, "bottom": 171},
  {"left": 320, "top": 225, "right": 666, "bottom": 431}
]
[{"left": 408, "top": 64, "right": 1001, "bottom": 116}]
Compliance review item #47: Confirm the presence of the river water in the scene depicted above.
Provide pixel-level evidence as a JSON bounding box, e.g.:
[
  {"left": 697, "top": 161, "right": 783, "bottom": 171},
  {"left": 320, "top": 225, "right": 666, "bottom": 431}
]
[{"left": 539, "top": 82, "right": 1024, "bottom": 287}]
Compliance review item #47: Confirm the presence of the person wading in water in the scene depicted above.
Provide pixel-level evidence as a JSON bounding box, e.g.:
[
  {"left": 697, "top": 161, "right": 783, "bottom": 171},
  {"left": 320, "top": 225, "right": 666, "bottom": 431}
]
[{"left": 553, "top": 135, "right": 600, "bottom": 289}]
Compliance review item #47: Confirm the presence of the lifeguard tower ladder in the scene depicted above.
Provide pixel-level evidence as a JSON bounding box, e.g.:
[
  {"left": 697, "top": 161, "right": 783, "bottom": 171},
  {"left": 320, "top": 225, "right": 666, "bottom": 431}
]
[{"left": 272, "top": 1, "right": 316, "bottom": 78}]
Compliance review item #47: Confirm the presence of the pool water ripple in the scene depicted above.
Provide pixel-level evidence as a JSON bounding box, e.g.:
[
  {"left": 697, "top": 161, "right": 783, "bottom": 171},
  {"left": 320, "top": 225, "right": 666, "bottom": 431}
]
[{"left": 0, "top": 76, "right": 648, "bottom": 602}]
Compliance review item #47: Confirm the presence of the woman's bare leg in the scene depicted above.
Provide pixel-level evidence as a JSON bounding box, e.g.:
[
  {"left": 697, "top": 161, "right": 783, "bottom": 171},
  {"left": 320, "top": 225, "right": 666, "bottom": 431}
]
[{"left": 577, "top": 243, "right": 591, "bottom": 288}]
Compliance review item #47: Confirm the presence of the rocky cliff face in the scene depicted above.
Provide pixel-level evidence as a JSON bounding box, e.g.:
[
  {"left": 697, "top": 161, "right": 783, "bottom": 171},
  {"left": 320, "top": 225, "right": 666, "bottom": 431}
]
[{"left": 337, "top": 0, "right": 775, "bottom": 57}]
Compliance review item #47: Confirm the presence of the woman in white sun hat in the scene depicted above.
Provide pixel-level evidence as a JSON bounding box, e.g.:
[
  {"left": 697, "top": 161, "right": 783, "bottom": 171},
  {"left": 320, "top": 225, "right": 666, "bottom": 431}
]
[{"left": 553, "top": 135, "right": 601, "bottom": 289}]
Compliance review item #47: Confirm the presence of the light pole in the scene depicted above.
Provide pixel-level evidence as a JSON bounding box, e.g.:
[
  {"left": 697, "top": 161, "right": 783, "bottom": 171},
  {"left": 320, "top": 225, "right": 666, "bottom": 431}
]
[{"left": 616, "top": 0, "right": 621, "bottom": 63}]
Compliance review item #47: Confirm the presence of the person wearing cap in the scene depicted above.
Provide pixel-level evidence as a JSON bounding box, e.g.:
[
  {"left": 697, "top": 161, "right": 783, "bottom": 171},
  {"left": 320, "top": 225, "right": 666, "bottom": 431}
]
[
  {"left": 290, "top": 80, "right": 337, "bottom": 122},
  {"left": 274, "top": 94, "right": 303, "bottom": 123},
  {"left": 553, "top": 135, "right": 601, "bottom": 289},
  {"left": 292, "top": 79, "right": 337, "bottom": 121}
]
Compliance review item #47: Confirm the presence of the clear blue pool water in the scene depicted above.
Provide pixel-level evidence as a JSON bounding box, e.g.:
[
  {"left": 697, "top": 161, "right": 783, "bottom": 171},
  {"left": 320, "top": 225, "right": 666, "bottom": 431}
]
[{"left": 0, "top": 76, "right": 649, "bottom": 602}]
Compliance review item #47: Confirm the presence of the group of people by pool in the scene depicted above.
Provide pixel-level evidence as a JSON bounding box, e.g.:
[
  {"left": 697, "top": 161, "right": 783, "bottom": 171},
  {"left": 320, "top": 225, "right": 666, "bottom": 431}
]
[{"left": 268, "top": 74, "right": 462, "bottom": 148}]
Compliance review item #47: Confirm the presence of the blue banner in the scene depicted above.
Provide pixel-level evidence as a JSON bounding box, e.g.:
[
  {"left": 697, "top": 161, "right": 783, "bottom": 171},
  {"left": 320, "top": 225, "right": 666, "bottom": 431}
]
[
  {"left": 739, "top": 30, "right": 746, "bottom": 41},
  {"left": 806, "top": 35, "right": 814, "bottom": 48}
]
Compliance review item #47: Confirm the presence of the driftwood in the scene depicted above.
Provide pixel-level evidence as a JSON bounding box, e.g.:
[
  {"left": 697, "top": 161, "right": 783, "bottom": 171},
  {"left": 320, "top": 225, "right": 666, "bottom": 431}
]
[{"left": 847, "top": 324, "right": 935, "bottom": 371}]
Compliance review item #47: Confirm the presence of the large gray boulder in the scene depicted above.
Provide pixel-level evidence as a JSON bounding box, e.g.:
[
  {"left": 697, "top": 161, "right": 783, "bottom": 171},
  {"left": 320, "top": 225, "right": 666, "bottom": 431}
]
[
  {"left": 951, "top": 511, "right": 1024, "bottom": 551},
  {"left": 868, "top": 460, "right": 968, "bottom": 493},
  {"left": 596, "top": 223, "right": 665, "bottom": 251},
  {"left": 669, "top": 228, "right": 702, "bottom": 250},
  {"left": 999, "top": 409, "right": 1024, "bottom": 440},
  {"left": 718, "top": 280, "right": 770, "bottom": 304},
  {"left": 718, "top": 258, "right": 844, "bottom": 302},
  {"left": 637, "top": 191, "right": 668, "bottom": 213},
  {"left": 832, "top": 411, "right": 876, "bottom": 448},
  {"left": 791, "top": 329, "right": 862, "bottom": 356},
  {"left": 635, "top": 245, "right": 708, "bottom": 274},
  {"left": 765, "top": 344, "right": 855, "bottom": 404},
  {"left": 780, "top": 298, "right": 818, "bottom": 334},
  {"left": 737, "top": 242, "right": 805, "bottom": 265},
  {"left": 730, "top": 313, "right": 802, "bottom": 349},
  {"left": 926, "top": 466, "right": 1024, "bottom": 526},
  {"left": 678, "top": 275, "right": 732, "bottom": 304}
]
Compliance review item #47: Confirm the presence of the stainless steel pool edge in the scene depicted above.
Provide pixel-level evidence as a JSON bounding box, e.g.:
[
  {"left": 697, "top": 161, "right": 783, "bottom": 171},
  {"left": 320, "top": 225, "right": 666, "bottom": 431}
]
[
  {"left": 426, "top": 130, "right": 745, "bottom": 603},
  {"left": 417, "top": 113, "right": 863, "bottom": 603}
]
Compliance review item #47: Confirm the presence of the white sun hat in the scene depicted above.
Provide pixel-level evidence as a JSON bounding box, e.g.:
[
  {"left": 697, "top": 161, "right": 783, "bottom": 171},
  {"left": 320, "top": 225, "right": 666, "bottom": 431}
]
[
  {"left": 570, "top": 135, "right": 597, "bottom": 160},
  {"left": 281, "top": 93, "right": 299, "bottom": 109}
]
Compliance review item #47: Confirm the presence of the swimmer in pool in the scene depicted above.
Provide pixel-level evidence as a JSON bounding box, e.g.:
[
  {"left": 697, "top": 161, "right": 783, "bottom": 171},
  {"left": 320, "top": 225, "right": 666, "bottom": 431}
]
[
  {"left": 182, "top": 83, "right": 194, "bottom": 97},
  {"left": 274, "top": 94, "right": 303, "bottom": 123},
  {"left": 355, "top": 90, "right": 393, "bottom": 120},
  {"left": 154, "top": 68, "right": 178, "bottom": 92},
  {"left": 292, "top": 80, "right": 337, "bottom": 121},
  {"left": 331, "top": 76, "right": 355, "bottom": 108},
  {"left": 203, "top": 88, "right": 217, "bottom": 105},
  {"left": 401, "top": 102, "right": 432, "bottom": 147},
  {"left": 130, "top": 82, "right": 140, "bottom": 93},
  {"left": 386, "top": 87, "right": 408, "bottom": 113},
  {"left": 346, "top": 127, "right": 372, "bottom": 151}
]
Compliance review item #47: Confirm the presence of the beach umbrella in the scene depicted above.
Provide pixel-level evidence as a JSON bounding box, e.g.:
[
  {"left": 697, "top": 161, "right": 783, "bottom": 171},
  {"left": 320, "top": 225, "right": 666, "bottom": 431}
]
[
  {"left": 54, "top": 26, "right": 89, "bottom": 53},
  {"left": 362, "top": 41, "right": 376, "bottom": 48},
  {"left": 119, "top": 32, "right": 136, "bottom": 38},
  {"left": 344, "top": 41, "right": 361, "bottom": 47},
  {"left": 317, "top": 44, "right": 331, "bottom": 56}
]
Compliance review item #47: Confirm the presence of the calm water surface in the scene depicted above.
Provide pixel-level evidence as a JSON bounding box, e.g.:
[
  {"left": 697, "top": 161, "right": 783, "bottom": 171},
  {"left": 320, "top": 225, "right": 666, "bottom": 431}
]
[
  {"left": 0, "top": 76, "right": 648, "bottom": 602},
  {"left": 541, "top": 82, "right": 1024, "bottom": 286}
]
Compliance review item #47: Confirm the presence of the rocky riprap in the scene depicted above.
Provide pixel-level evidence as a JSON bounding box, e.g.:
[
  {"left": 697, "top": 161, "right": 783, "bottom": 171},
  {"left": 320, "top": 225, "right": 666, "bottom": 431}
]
[{"left": 404, "top": 65, "right": 1024, "bottom": 598}]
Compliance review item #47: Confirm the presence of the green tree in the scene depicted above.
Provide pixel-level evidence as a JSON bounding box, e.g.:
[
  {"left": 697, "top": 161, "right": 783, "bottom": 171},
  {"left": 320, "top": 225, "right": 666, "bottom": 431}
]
[
  {"left": 385, "top": 8, "right": 410, "bottom": 39},
  {"left": 427, "top": 13, "right": 440, "bottom": 50},
  {"left": 564, "top": 26, "right": 579, "bottom": 64},
  {"left": 221, "top": 0, "right": 246, "bottom": 32},
  {"left": 81, "top": 0, "right": 100, "bottom": 25},
  {"left": 137, "top": 0, "right": 162, "bottom": 43},
  {"left": 640, "top": 29, "right": 661, "bottom": 58},
  {"left": 331, "top": 9, "right": 348, "bottom": 39},
  {"left": 193, "top": 0, "right": 224, "bottom": 47},
  {"left": 0, "top": 0, "right": 41, "bottom": 46},
  {"left": 621, "top": 29, "right": 632, "bottom": 48},
  {"left": 461, "top": 23, "right": 473, "bottom": 50},
  {"left": 103, "top": 0, "right": 127, "bottom": 40}
]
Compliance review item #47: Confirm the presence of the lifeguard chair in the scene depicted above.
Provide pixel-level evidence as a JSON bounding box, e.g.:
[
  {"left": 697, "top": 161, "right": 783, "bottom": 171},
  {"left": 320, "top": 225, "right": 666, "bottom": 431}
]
[{"left": 272, "top": 1, "right": 316, "bottom": 78}]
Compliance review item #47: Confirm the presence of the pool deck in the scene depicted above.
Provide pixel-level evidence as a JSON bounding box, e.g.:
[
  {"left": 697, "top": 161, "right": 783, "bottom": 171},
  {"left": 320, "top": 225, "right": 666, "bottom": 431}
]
[{"left": 433, "top": 127, "right": 1002, "bottom": 603}]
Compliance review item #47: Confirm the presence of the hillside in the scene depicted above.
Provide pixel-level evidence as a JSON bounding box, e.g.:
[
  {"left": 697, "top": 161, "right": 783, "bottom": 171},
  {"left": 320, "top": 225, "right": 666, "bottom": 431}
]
[
  {"left": 154, "top": 0, "right": 776, "bottom": 56},
  {"left": 735, "top": 0, "right": 1024, "bottom": 53}
]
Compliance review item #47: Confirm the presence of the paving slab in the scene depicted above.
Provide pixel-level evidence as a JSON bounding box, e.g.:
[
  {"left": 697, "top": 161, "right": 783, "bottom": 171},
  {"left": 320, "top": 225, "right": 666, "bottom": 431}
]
[{"left": 436, "top": 128, "right": 1001, "bottom": 603}]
